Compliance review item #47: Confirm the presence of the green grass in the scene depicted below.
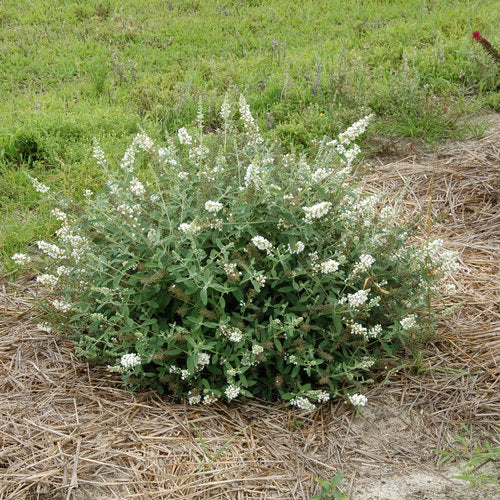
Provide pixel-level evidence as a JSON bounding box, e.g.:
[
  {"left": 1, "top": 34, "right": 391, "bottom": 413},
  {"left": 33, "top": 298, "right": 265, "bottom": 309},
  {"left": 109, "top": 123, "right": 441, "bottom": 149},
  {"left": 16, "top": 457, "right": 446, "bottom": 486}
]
[{"left": 1, "top": 0, "right": 499, "bottom": 265}]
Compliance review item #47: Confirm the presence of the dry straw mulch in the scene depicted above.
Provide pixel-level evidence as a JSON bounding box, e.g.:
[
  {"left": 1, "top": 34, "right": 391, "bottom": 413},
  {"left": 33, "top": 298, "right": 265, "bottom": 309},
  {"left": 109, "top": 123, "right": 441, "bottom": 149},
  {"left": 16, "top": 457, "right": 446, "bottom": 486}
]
[{"left": 1, "top": 122, "right": 499, "bottom": 499}]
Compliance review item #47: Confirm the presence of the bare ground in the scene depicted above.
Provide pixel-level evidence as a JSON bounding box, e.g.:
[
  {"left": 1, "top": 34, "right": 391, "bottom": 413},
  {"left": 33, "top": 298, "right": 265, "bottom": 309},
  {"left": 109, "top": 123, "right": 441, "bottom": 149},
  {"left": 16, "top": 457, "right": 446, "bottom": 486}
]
[{"left": 1, "top": 118, "right": 499, "bottom": 499}]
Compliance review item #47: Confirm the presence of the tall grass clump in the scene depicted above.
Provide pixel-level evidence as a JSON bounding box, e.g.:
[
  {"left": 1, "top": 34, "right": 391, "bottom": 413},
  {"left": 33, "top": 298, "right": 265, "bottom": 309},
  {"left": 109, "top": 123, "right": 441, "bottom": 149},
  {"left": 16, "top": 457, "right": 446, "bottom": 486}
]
[{"left": 13, "top": 96, "right": 459, "bottom": 410}]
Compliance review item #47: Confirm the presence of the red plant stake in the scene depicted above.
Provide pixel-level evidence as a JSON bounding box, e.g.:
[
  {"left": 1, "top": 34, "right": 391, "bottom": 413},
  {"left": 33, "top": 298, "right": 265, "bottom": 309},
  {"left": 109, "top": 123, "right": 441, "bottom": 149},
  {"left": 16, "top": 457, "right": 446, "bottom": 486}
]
[{"left": 472, "top": 31, "right": 500, "bottom": 64}]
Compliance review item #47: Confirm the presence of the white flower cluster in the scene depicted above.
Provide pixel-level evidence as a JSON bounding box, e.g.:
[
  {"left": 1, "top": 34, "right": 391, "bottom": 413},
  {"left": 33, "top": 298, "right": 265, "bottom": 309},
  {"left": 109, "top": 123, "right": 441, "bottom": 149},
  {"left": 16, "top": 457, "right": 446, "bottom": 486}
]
[
  {"left": 400, "top": 314, "right": 417, "bottom": 330},
  {"left": 37, "top": 240, "right": 66, "bottom": 260},
  {"left": 352, "top": 254, "right": 375, "bottom": 276},
  {"left": 36, "top": 273, "right": 58, "bottom": 286},
  {"left": 219, "top": 324, "right": 243, "bottom": 342},
  {"left": 135, "top": 133, "right": 154, "bottom": 152},
  {"left": 343, "top": 144, "right": 362, "bottom": 166},
  {"left": 29, "top": 176, "right": 50, "bottom": 194},
  {"left": 335, "top": 114, "right": 374, "bottom": 147},
  {"left": 203, "top": 393, "right": 219, "bottom": 405},
  {"left": 188, "top": 392, "right": 201, "bottom": 405},
  {"left": 92, "top": 138, "right": 107, "bottom": 168},
  {"left": 223, "top": 262, "right": 241, "bottom": 280},
  {"left": 440, "top": 282, "right": 457, "bottom": 295},
  {"left": 244, "top": 162, "right": 265, "bottom": 189},
  {"left": 224, "top": 384, "right": 240, "bottom": 400},
  {"left": 303, "top": 201, "right": 332, "bottom": 223},
  {"left": 350, "top": 322, "right": 367, "bottom": 337},
  {"left": 197, "top": 352, "right": 211, "bottom": 368},
  {"left": 367, "top": 324, "right": 382, "bottom": 338},
  {"left": 37, "top": 322, "right": 53, "bottom": 333},
  {"left": 120, "top": 142, "right": 137, "bottom": 171},
  {"left": 129, "top": 177, "right": 145, "bottom": 196},
  {"left": 380, "top": 205, "right": 393, "bottom": 219},
  {"left": 177, "top": 127, "right": 192, "bottom": 145},
  {"left": 311, "top": 168, "right": 330, "bottom": 183},
  {"left": 51, "top": 208, "right": 68, "bottom": 222},
  {"left": 318, "top": 259, "right": 340, "bottom": 274},
  {"left": 287, "top": 241, "right": 305, "bottom": 254},
  {"left": 90, "top": 312, "right": 106, "bottom": 322},
  {"left": 290, "top": 396, "right": 316, "bottom": 411},
  {"left": 178, "top": 171, "right": 189, "bottom": 180},
  {"left": 189, "top": 144, "right": 209, "bottom": 163},
  {"left": 317, "top": 391, "right": 330, "bottom": 403},
  {"left": 251, "top": 235, "right": 273, "bottom": 255},
  {"left": 117, "top": 203, "right": 138, "bottom": 223},
  {"left": 204, "top": 200, "right": 223, "bottom": 213},
  {"left": 360, "top": 357, "right": 375, "bottom": 369},
  {"left": 239, "top": 94, "right": 263, "bottom": 145},
  {"left": 252, "top": 344, "right": 264, "bottom": 355},
  {"left": 348, "top": 393, "right": 368, "bottom": 407},
  {"left": 12, "top": 253, "right": 31, "bottom": 266},
  {"left": 349, "top": 322, "right": 382, "bottom": 340},
  {"left": 51, "top": 299, "right": 72, "bottom": 312},
  {"left": 355, "top": 196, "right": 378, "bottom": 225},
  {"left": 220, "top": 93, "right": 231, "bottom": 121},
  {"left": 325, "top": 114, "right": 374, "bottom": 165},
  {"left": 106, "top": 181, "right": 120, "bottom": 195},
  {"left": 157, "top": 144, "right": 178, "bottom": 166},
  {"left": 55, "top": 224, "right": 90, "bottom": 262},
  {"left": 422, "top": 239, "right": 460, "bottom": 273},
  {"left": 120, "top": 352, "right": 141, "bottom": 368},
  {"left": 340, "top": 289, "right": 370, "bottom": 309},
  {"left": 255, "top": 275, "right": 267, "bottom": 287},
  {"left": 178, "top": 221, "right": 202, "bottom": 235}
]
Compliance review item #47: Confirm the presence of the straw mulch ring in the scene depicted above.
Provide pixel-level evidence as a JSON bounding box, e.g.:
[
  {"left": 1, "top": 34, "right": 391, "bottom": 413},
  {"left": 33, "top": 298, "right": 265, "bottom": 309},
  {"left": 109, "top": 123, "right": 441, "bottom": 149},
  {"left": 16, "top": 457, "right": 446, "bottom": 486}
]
[{"left": 1, "top": 121, "right": 499, "bottom": 499}]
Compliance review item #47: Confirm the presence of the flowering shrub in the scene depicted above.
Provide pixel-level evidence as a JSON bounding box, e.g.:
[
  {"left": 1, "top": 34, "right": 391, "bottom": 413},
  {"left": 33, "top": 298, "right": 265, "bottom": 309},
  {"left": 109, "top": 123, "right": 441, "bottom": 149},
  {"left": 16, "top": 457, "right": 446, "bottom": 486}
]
[{"left": 15, "top": 95, "right": 459, "bottom": 410}]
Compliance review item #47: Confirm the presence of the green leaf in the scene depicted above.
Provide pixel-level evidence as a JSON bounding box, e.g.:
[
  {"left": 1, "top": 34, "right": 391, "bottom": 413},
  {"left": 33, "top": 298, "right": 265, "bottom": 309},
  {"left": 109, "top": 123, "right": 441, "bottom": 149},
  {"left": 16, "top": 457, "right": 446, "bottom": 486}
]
[
  {"left": 333, "top": 315, "right": 342, "bottom": 334},
  {"left": 185, "top": 336, "right": 197, "bottom": 348},
  {"left": 187, "top": 352, "right": 198, "bottom": 373},
  {"left": 200, "top": 287, "right": 208, "bottom": 305},
  {"left": 329, "top": 472, "right": 344, "bottom": 488},
  {"left": 164, "top": 348, "right": 182, "bottom": 356},
  {"left": 274, "top": 337, "right": 283, "bottom": 352}
]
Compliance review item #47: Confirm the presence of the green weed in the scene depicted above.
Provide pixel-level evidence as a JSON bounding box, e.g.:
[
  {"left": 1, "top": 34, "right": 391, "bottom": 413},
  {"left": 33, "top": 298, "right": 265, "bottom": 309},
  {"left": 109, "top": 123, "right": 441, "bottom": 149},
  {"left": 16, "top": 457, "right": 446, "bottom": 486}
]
[
  {"left": 435, "top": 424, "right": 500, "bottom": 488},
  {"left": 312, "top": 472, "right": 349, "bottom": 500}
]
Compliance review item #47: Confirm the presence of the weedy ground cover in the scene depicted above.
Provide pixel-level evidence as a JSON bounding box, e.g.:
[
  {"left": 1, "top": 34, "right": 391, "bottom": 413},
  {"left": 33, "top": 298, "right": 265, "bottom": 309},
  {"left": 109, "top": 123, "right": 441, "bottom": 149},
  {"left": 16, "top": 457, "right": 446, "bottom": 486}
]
[
  {"left": 0, "top": 0, "right": 499, "bottom": 262},
  {"left": 435, "top": 424, "right": 500, "bottom": 488}
]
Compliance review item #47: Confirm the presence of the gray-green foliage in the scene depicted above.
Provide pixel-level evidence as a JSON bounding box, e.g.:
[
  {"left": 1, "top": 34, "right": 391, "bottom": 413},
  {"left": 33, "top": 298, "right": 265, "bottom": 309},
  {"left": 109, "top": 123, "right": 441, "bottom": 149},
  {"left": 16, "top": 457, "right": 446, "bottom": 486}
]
[{"left": 18, "top": 97, "right": 459, "bottom": 408}]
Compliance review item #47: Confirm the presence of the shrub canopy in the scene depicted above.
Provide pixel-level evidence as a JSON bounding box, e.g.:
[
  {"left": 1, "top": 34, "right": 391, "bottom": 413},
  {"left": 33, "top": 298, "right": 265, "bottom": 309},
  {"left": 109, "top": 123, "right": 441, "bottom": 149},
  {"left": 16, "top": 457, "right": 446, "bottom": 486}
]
[{"left": 18, "top": 96, "right": 458, "bottom": 410}]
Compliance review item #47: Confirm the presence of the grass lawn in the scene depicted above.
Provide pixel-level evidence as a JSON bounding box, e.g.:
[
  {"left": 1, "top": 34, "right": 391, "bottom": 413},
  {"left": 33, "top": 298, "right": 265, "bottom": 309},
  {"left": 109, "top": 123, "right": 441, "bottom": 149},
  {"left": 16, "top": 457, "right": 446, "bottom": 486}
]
[{"left": 1, "top": 0, "right": 499, "bottom": 265}]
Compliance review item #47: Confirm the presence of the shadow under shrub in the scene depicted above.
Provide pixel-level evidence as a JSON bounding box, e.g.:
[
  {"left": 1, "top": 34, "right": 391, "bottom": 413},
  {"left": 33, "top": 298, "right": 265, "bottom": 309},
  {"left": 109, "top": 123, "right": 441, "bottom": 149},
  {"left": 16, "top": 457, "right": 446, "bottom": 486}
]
[{"left": 16, "top": 95, "right": 459, "bottom": 410}]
